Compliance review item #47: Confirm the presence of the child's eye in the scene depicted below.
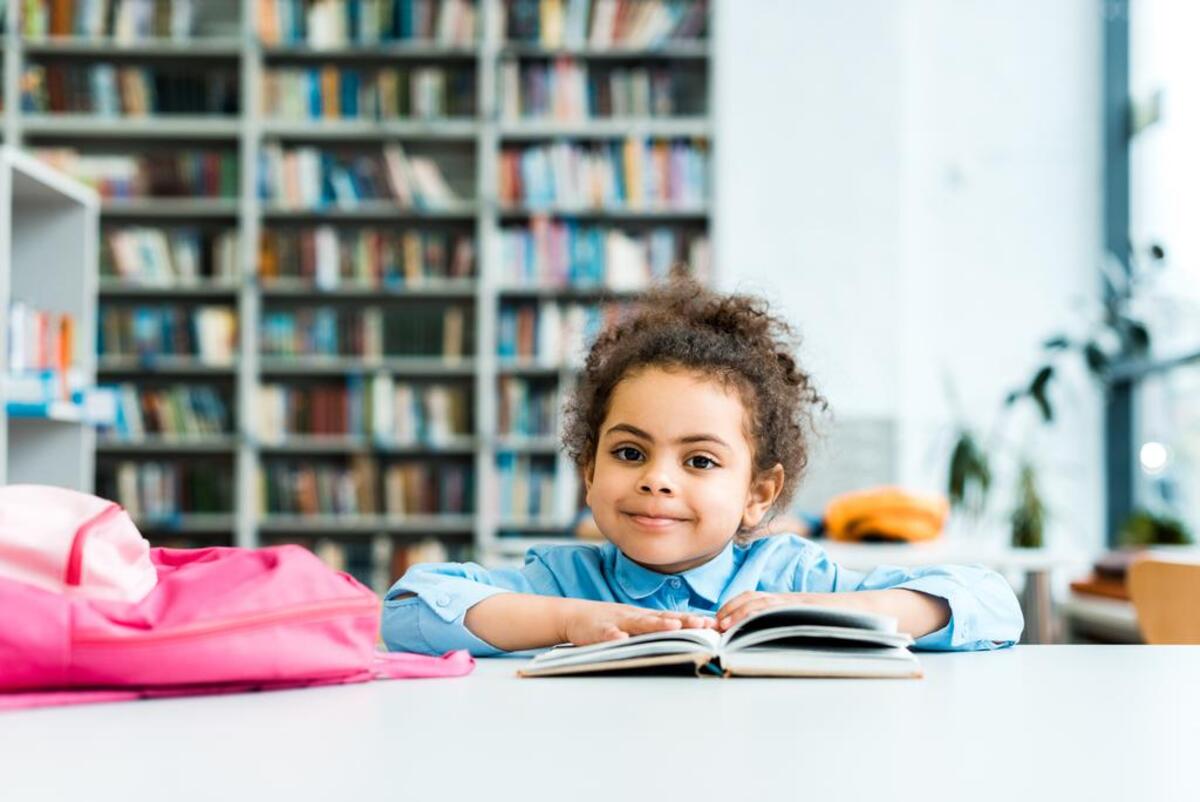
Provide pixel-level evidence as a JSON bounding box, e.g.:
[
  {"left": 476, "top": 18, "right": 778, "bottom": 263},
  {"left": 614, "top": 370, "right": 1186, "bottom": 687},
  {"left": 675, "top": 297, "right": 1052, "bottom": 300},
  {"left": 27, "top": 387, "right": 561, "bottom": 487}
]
[
  {"left": 612, "top": 446, "right": 644, "bottom": 462},
  {"left": 685, "top": 455, "right": 718, "bottom": 470}
]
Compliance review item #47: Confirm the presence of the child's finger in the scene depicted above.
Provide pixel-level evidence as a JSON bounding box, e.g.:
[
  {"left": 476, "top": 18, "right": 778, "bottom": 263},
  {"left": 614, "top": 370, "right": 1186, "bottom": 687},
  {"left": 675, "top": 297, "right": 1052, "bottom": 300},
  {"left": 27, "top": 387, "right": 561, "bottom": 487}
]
[
  {"left": 621, "top": 615, "right": 683, "bottom": 635},
  {"left": 718, "top": 597, "right": 779, "bottom": 631}
]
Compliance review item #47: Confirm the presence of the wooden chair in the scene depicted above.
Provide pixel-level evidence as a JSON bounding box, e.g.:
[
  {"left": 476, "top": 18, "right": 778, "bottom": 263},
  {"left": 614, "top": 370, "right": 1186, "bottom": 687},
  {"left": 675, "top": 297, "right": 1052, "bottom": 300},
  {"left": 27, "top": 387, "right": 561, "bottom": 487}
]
[{"left": 1127, "top": 558, "right": 1200, "bottom": 644}]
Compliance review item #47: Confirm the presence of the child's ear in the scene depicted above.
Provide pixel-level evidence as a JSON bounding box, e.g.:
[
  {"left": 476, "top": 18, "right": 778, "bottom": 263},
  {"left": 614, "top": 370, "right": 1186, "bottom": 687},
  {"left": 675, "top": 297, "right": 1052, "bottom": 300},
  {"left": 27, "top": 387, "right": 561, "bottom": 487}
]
[
  {"left": 583, "top": 459, "right": 596, "bottom": 504},
  {"left": 742, "top": 463, "right": 784, "bottom": 529}
]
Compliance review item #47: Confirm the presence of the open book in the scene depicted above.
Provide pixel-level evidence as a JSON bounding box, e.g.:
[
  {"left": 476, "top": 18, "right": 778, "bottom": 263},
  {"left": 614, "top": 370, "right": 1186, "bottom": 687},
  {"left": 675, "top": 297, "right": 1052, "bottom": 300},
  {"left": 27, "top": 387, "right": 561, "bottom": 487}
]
[{"left": 519, "top": 604, "right": 922, "bottom": 679}]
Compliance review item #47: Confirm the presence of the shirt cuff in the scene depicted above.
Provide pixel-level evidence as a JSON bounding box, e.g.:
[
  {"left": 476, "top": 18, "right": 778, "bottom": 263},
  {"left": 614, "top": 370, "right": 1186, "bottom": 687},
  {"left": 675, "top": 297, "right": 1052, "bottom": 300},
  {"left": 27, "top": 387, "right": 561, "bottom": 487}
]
[
  {"left": 894, "top": 576, "right": 977, "bottom": 651},
  {"left": 397, "top": 578, "right": 514, "bottom": 656}
]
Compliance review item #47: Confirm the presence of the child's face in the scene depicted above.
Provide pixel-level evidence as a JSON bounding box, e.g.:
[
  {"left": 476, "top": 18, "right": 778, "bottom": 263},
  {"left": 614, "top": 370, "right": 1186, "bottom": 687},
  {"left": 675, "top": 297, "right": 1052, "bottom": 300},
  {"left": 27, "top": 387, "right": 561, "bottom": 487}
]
[{"left": 584, "top": 367, "right": 783, "bottom": 574}]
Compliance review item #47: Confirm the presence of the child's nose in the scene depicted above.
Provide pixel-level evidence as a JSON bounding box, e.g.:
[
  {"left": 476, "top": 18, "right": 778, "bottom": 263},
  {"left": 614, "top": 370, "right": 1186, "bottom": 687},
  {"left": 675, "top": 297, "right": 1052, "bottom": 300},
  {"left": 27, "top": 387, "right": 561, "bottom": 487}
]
[{"left": 638, "top": 464, "right": 676, "bottom": 495}]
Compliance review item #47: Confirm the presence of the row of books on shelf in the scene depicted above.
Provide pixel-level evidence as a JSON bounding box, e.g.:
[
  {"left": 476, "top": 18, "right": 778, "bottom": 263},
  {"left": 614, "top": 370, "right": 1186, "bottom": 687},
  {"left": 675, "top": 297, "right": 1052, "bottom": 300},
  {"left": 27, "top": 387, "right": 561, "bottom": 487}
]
[
  {"left": 103, "top": 382, "right": 232, "bottom": 439},
  {"left": 22, "top": 0, "right": 203, "bottom": 40},
  {"left": 259, "top": 0, "right": 478, "bottom": 48},
  {"left": 99, "top": 304, "right": 238, "bottom": 364},
  {"left": 262, "top": 65, "right": 474, "bottom": 121},
  {"left": 496, "top": 452, "right": 556, "bottom": 520},
  {"left": 257, "top": 377, "right": 470, "bottom": 443},
  {"left": 499, "top": 138, "right": 707, "bottom": 209},
  {"left": 22, "top": 63, "right": 240, "bottom": 116},
  {"left": 497, "top": 300, "right": 620, "bottom": 364},
  {"left": 499, "top": 58, "right": 702, "bottom": 121},
  {"left": 258, "top": 226, "right": 474, "bottom": 288},
  {"left": 259, "top": 144, "right": 459, "bottom": 210},
  {"left": 35, "top": 149, "right": 238, "bottom": 200},
  {"left": 502, "top": 0, "right": 707, "bottom": 48},
  {"left": 97, "top": 459, "right": 233, "bottom": 521},
  {"left": 104, "top": 227, "right": 239, "bottom": 285},
  {"left": 499, "top": 218, "right": 706, "bottom": 288},
  {"left": 498, "top": 375, "right": 557, "bottom": 437},
  {"left": 260, "top": 456, "right": 473, "bottom": 516},
  {"left": 259, "top": 304, "right": 468, "bottom": 359}
]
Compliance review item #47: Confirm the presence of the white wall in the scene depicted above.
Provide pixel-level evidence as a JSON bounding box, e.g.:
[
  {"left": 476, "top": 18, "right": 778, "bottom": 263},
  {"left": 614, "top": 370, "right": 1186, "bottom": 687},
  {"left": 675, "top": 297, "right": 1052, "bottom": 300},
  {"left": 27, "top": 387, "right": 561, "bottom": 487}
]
[{"left": 716, "top": 0, "right": 1104, "bottom": 549}]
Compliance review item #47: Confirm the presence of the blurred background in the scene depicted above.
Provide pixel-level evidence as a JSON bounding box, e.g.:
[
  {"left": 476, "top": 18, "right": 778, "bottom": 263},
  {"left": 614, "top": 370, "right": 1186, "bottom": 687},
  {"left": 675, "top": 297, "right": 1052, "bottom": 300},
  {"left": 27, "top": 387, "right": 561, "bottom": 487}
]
[{"left": 1, "top": 0, "right": 1196, "bottom": 644}]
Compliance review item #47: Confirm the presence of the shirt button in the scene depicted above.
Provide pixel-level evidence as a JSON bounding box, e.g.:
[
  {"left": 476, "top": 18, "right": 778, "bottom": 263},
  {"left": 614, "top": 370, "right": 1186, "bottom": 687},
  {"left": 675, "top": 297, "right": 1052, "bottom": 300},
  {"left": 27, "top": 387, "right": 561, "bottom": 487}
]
[
  {"left": 435, "top": 594, "right": 451, "bottom": 607},
  {"left": 668, "top": 578, "right": 682, "bottom": 588}
]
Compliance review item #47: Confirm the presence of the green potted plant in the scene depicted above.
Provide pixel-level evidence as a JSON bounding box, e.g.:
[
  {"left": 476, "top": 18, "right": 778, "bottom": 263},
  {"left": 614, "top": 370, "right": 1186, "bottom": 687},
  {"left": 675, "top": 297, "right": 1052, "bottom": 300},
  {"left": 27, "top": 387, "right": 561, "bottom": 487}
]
[{"left": 945, "top": 243, "right": 1164, "bottom": 548}]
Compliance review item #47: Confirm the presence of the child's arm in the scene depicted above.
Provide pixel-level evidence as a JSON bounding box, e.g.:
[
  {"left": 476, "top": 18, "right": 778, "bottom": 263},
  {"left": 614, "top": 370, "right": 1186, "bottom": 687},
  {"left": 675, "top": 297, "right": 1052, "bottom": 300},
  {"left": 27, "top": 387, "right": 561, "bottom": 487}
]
[
  {"left": 717, "top": 539, "right": 1024, "bottom": 650},
  {"left": 464, "top": 594, "right": 713, "bottom": 652},
  {"left": 381, "top": 548, "right": 711, "bottom": 657}
]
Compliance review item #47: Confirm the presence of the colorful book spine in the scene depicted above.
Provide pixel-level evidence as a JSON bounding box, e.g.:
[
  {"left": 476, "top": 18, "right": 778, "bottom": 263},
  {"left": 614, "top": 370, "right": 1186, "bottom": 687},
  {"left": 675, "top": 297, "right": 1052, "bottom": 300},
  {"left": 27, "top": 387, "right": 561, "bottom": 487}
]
[
  {"left": 258, "top": 0, "right": 478, "bottom": 47},
  {"left": 21, "top": 63, "right": 239, "bottom": 116},
  {"left": 23, "top": 0, "right": 200, "bottom": 41},
  {"left": 96, "top": 459, "right": 234, "bottom": 520},
  {"left": 498, "top": 137, "right": 707, "bottom": 209},
  {"left": 497, "top": 376, "right": 557, "bottom": 436},
  {"left": 368, "top": 375, "right": 471, "bottom": 444},
  {"left": 501, "top": 0, "right": 708, "bottom": 48},
  {"left": 259, "top": 305, "right": 468, "bottom": 359},
  {"left": 258, "top": 143, "right": 460, "bottom": 209},
  {"left": 103, "top": 383, "right": 232, "bottom": 438},
  {"left": 259, "top": 226, "right": 474, "bottom": 288},
  {"left": 34, "top": 148, "right": 239, "bottom": 199},
  {"left": 497, "top": 299, "right": 624, "bottom": 365},
  {"left": 98, "top": 304, "right": 238, "bottom": 363},
  {"left": 104, "top": 227, "right": 239, "bottom": 284},
  {"left": 500, "top": 57, "right": 700, "bottom": 120},
  {"left": 498, "top": 218, "right": 707, "bottom": 288},
  {"left": 260, "top": 455, "right": 474, "bottom": 517},
  {"left": 494, "top": 452, "right": 556, "bottom": 520},
  {"left": 261, "top": 65, "right": 474, "bottom": 120}
]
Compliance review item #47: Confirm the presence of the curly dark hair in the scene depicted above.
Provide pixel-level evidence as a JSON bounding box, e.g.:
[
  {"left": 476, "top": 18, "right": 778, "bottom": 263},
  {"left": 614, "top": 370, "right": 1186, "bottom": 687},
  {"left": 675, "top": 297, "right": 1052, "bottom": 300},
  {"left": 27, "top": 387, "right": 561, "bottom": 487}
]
[{"left": 562, "top": 275, "right": 827, "bottom": 525}]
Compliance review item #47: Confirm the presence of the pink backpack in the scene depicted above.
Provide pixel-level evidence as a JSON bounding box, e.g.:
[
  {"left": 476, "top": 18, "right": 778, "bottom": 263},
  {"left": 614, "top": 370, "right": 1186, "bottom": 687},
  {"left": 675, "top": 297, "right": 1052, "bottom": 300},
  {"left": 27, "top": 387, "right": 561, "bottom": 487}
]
[
  {"left": 0, "top": 484, "right": 155, "bottom": 603},
  {"left": 0, "top": 487, "right": 472, "bottom": 710}
]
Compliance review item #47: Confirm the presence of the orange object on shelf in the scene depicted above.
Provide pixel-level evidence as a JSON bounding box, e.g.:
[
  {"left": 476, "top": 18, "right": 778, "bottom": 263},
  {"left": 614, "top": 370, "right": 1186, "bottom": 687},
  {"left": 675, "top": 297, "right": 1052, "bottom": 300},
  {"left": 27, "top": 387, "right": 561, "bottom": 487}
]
[{"left": 824, "top": 487, "right": 949, "bottom": 543}]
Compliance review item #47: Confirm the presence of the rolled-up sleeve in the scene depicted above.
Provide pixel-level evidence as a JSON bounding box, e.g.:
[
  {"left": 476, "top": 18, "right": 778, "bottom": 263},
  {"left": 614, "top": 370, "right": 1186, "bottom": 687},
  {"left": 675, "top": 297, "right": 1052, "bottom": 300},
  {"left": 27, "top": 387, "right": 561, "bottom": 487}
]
[
  {"left": 794, "top": 548, "right": 1024, "bottom": 651},
  {"left": 381, "top": 554, "right": 565, "bottom": 656}
]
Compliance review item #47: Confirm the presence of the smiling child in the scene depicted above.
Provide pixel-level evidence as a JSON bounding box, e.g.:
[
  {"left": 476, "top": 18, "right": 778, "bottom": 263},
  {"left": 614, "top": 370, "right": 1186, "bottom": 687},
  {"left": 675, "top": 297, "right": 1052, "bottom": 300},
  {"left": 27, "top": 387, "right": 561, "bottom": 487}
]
[{"left": 381, "top": 278, "right": 1023, "bottom": 655}]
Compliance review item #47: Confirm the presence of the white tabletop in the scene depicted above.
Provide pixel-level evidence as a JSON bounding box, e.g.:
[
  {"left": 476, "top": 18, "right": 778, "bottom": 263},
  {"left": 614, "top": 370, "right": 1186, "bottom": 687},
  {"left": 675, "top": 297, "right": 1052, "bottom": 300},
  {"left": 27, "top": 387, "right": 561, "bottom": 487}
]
[{"left": 2, "top": 646, "right": 1198, "bottom": 802}]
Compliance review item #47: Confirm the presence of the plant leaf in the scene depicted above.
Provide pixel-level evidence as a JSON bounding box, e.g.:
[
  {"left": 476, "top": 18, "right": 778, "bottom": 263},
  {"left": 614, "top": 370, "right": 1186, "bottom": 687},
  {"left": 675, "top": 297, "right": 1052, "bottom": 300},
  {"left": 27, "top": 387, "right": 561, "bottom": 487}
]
[{"left": 1084, "top": 341, "right": 1109, "bottom": 374}]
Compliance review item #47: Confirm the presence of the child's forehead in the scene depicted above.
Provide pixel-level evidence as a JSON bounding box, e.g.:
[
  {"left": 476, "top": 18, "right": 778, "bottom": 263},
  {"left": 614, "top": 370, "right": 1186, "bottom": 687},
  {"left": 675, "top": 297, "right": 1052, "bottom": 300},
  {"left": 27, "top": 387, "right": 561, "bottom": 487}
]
[{"left": 603, "top": 367, "right": 751, "bottom": 444}]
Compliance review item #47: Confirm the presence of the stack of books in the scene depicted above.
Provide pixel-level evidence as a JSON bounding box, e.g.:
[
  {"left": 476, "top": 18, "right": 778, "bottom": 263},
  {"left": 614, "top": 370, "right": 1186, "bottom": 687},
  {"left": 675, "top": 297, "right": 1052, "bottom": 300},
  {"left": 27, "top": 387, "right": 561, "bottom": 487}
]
[
  {"left": 383, "top": 460, "right": 472, "bottom": 514},
  {"left": 260, "top": 455, "right": 380, "bottom": 516},
  {"left": 369, "top": 375, "right": 471, "bottom": 445},
  {"left": 498, "top": 138, "right": 708, "bottom": 209},
  {"left": 259, "top": 143, "right": 460, "bottom": 209},
  {"left": 259, "top": 226, "right": 474, "bottom": 288}
]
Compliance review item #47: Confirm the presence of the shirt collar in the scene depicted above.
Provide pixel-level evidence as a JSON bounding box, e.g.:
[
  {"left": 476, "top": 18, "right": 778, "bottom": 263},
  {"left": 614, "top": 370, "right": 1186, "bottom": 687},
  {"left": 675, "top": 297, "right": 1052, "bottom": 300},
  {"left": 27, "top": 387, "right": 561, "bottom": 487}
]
[{"left": 612, "top": 541, "right": 737, "bottom": 605}]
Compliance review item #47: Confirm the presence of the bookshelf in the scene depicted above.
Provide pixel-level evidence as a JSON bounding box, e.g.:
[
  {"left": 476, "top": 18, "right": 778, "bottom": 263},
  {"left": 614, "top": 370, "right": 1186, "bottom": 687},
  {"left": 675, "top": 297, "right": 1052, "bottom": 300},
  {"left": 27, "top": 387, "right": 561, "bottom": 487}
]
[
  {"left": 0, "top": 0, "right": 714, "bottom": 582},
  {"left": 0, "top": 145, "right": 99, "bottom": 491}
]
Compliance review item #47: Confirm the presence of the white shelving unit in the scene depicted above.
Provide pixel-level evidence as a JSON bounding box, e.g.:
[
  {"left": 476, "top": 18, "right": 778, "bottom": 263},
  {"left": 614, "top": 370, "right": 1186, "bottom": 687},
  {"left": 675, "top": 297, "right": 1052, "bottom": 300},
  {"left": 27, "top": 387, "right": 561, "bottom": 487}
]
[
  {"left": 0, "top": 146, "right": 99, "bottom": 491},
  {"left": 0, "top": 0, "right": 714, "bottom": 572}
]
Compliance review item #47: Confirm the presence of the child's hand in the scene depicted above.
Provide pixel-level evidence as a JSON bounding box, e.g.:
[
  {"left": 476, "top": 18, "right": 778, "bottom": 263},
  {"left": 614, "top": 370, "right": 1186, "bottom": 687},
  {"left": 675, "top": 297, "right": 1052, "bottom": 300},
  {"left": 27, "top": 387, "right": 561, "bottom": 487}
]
[
  {"left": 561, "top": 600, "right": 716, "bottom": 646},
  {"left": 715, "top": 591, "right": 879, "bottom": 632}
]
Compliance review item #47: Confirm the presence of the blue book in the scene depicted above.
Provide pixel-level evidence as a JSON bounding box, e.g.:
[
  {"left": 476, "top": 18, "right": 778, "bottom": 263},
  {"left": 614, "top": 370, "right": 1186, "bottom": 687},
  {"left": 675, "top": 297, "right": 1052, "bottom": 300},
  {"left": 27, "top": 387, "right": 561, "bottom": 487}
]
[{"left": 307, "top": 69, "right": 322, "bottom": 118}]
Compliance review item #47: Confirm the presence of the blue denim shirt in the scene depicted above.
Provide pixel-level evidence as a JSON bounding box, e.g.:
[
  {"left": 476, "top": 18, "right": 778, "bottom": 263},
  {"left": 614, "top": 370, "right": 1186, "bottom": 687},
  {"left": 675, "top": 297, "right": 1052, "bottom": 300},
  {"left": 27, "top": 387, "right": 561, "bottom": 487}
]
[{"left": 381, "top": 535, "right": 1024, "bottom": 656}]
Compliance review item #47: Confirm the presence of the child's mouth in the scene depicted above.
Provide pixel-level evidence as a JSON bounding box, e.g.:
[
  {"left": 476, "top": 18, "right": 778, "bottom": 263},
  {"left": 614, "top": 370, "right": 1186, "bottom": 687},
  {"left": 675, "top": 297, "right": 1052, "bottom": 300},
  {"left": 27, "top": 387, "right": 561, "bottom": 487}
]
[{"left": 625, "top": 513, "right": 687, "bottom": 530}]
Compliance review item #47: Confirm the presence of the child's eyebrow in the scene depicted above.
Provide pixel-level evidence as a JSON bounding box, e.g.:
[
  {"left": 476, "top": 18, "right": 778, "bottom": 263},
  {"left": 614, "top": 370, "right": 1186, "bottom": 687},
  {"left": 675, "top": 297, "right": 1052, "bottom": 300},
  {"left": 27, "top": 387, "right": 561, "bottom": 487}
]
[{"left": 603, "top": 423, "right": 731, "bottom": 450}]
